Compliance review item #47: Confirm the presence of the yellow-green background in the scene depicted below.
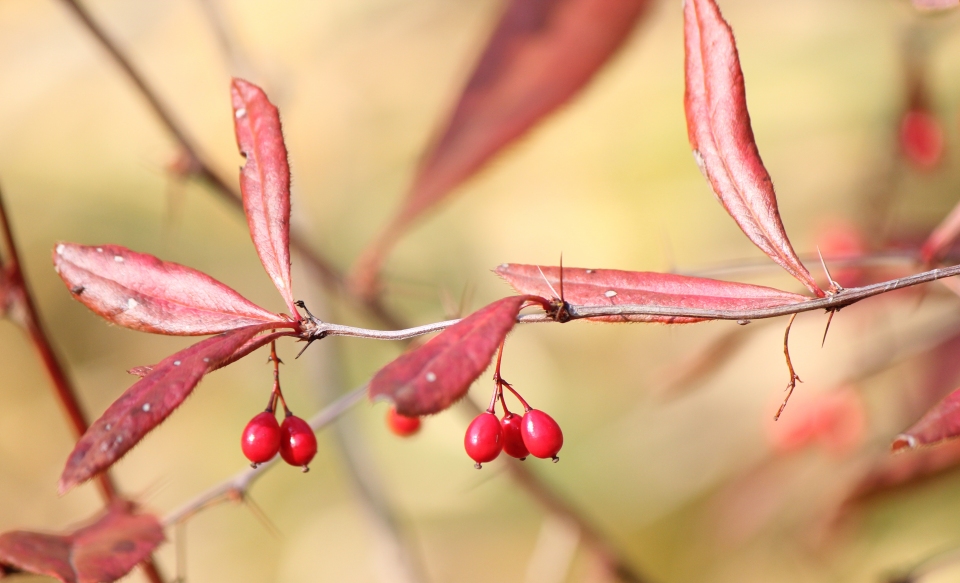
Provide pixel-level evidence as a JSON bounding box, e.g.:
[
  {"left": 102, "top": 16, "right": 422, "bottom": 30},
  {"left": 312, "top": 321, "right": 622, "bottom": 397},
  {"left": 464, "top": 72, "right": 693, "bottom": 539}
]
[{"left": 1, "top": 0, "right": 960, "bottom": 581}]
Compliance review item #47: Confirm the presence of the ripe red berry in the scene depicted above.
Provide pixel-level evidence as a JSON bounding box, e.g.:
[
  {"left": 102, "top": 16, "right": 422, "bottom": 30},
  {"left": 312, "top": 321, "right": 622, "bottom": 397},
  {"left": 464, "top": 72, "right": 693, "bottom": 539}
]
[
  {"left": 241, "top": 411, "right": 281, "bottom": 466},
  {"left": 500, "top": 412, "right": 528, "bottom": 460},
  {"left": 521, "top": 409, "right": 563, "bottom": 461},
  {"left": 279, "top": 415, "right": 317, "bottom": 471},
  {"left": 386, "top": 406, "right": 421, "bottom": 437},
  {"left": 464, "top": 412, "right": 502, "bottom": 468}
]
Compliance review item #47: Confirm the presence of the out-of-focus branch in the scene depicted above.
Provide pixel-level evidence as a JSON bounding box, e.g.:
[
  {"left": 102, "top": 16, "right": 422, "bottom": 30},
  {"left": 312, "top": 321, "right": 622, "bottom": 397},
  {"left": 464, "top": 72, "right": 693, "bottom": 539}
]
[
  {"left": 0, "top": 186, "right": 165, "bottom": 583},
  {"left": 56, "top": 0, "right": 403, "bottom": 329}
]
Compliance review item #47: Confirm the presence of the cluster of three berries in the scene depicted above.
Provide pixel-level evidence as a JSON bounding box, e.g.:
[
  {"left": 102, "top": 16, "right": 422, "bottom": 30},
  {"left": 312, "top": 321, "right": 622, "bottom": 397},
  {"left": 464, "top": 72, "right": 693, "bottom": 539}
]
[{"left": 465, "top": 408, "right": 562, "bottom": 468}]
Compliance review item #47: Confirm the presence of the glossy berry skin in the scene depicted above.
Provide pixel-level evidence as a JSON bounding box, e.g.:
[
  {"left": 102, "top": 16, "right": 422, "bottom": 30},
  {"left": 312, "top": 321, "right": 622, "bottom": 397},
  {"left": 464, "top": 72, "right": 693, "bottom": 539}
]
[
  {"left": 386, "top": 406, "right": 421, "bottom": 437},
  {"left": 464, "top": 412, "right": 502, "bottom": 468},
  {"left": 521, "top": 409, "right": 563, "bottom": 461},
  {"left": 500, "top": 412, "right": 528, "bottom": 460},
  {"left": 241, "top": 411, "right": 281, "bottom": 465},
  {"left": 279, "top": 415, "right": 317, "bottom": 470}
]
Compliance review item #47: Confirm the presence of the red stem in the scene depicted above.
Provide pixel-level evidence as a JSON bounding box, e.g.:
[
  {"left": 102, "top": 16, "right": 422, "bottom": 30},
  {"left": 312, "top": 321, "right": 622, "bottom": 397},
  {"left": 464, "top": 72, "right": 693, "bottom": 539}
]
[{"left": 0, "top": 188, "right": 165, "bottom": 583}]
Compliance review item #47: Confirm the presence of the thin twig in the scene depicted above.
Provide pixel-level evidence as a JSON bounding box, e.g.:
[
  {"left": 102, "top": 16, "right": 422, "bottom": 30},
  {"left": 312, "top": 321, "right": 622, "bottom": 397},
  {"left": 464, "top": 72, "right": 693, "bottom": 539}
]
[
  {"left": 774, "top": 313, "right": 800, "bottom": 421},
  {"left": 56, "top": 0, "right": 403, "bottom": 329},
  {"left": 295, "top": 264, "right": 960, "bottom": 342},
  {"left": 163, "top": 384, "right": 367, "bottom": 526}
]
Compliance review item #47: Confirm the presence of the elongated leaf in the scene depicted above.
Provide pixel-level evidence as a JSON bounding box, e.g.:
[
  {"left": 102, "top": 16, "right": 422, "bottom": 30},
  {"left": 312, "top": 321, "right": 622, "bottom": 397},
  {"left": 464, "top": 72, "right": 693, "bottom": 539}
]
[
  {"left": 892, "top": 386, "right": 960, "bottom": 451},
  {"left": 496, "top": 263, "right": 807, "bottom": 323},
  {"left": 53, "top": 243, "right": 282, "bottom": 335},
  {"left": 59, "top": 324, "right": 273, "bottom": 493},
  {"left": 683, "top": 0, "right": 822, "bottom": 297},
  {"left": 0, "top": 501, "right": 163, "bottom": 583},
  {"left": 231, "top": 78, "right": 296, "bottom": 314},
  {"left": 845, "top": 440, "right": 960, "bottom": 507},
  {"left": 350, "top": 0, "right": 651, "bottom": 296},
  {"left": 369, "top": 296, "right": 533, "bottom": 415}
]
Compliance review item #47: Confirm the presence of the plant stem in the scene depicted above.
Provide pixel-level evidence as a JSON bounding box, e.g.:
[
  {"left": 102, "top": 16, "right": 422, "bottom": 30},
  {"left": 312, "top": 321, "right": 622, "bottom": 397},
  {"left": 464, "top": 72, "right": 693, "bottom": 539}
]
[{"left": 0, "top": 188, "right": 164, "bottom": 583}]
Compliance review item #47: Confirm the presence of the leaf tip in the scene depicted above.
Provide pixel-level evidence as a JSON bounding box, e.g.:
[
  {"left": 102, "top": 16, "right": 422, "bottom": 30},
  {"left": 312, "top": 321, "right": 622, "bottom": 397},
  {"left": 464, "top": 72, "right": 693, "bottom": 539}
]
[{"left": 891, "top": 434, "right": 918, "bottom": 452}]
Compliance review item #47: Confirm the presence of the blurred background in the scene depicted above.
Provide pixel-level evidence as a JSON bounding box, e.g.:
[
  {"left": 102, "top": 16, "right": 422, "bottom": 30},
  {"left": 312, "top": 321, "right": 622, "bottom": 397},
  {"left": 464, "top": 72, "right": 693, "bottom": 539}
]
[{"left": 1, "top": 0, "right": 960, "bottom": 581}]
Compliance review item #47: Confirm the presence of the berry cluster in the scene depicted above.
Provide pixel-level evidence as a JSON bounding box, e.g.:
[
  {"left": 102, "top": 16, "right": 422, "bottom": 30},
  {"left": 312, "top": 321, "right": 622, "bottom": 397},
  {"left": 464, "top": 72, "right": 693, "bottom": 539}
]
[
  {"left": 240, "top": 343, "right": 317, "bottom": 471},
  {"left": 464, "top": 346, "right": 563, "bottom": 468}
]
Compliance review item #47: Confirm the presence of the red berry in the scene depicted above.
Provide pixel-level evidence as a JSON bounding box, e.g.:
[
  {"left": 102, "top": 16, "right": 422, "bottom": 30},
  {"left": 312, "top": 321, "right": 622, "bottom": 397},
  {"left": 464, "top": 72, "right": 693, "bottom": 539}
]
[
  {"left": 521, "top": 409, "right": 563, "bottom": 461},
  {"left": 464, "top": 412, "right": 502, "bottom": 468},
  {"left": 279, "top": 415, "right": 317, "bottom": 470},
  {"left": 386, "top": 406, "right": 421, "bottom": 437},
  {"left": 500, "top": 412, "right": 528, "bottom": 460},
  {"left": 241, "top": 411, "right": 281, "bottom": 466}
]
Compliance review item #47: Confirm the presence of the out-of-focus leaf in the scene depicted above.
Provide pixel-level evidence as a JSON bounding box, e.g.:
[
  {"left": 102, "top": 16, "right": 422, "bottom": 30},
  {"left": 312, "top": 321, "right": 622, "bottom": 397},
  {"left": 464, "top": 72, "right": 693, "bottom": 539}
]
[
  {"left": 921, "top": 199, "right": 960, "bottom": 264},
  {"left": 846, "top": 440, "right": 960, "bottom": 505},
  {"left": 495, "top": 264, "right": 807, "bottom": 323},
  {"left": 53, "top": 243, "right": 282, "bottom": 335},
  {"left": 350, "top": 0, "right": 652, "bottom": 296},
  {"left": 231, "top": 78, "right": 296, "bottom": 314},
  {"left": 683, "top": 0, "right": 823, "bottom": 297},
  {"left": 912, "top": 0, "right": 959, "bottom": 10},
  {"left": 765, "top": 386, "right": 866, "bottom": 458},
  {"left": 369, "top": 296, "right": 534, "bottom": 415},
  {"left": 900, "top": 109, "right": 944, "bottom": 171},
  {"left": 59, "top": 324, "right": 278, "bottom": 493},
  {"left": 892, "top": 386, "right": 960, "bottom": 451},
  {"left": 0, "top": 501, "right": 164, "bottom": 583}
]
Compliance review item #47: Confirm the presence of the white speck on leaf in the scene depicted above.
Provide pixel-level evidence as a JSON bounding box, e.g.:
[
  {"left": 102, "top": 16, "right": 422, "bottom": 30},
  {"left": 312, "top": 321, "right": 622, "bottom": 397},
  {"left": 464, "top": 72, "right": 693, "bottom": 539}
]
[
  {"left": 586, "top": 269, "right": 594, "bottom": 274},
  {"left": 56, "top": 244, "right": 65, "bottom": 255},
  {"left": 235, "top": 107, "right": 246, "bottom": 119},
  {"left": 425, "top": 372, "right": 437, "bottom": 383},
  {"left": 100, "top": 443, "right": 108, "bottom": 452},
  {"left": 272, "top": 275, "right": 285, "bottom": 289},
  {"left": 126, "top": 298, "right": 138, "bottom": 310},
  {"left": 114, "top": 256, "right": 124, "bottom": 263},
  {"left": 142, "top": 403, "right": 151, "bottom": 412},
  {"left": 203, "top": 357, "right": 210, "bottom": 363},
  {"left": 105, "top": 424, "right": 111, "bottom": 431},
  {"left": 605, "top": 290, "right": 617, "bottom": 298},
  {"left": 173, "top": 360, "right": 181, "bottom": 366},
  {"left": 96, "top": 248, "right": 103, "bottom": 253}
]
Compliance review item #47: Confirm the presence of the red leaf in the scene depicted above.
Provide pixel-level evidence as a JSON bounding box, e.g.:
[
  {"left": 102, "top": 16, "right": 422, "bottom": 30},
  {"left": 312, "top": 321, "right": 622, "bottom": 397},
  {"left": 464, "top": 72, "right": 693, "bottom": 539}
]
[
  {"left": 892, "top": 386, "right": 960, "bottom": 451},
  {"left": 350, "top": 0, "right": 651, "bottom": 296},
  {"left": 0, "top": 501, "right": 163, "bottom": 583},
  {"left": 845, "top": 440, "right": 960, "bottom": 506},
  {"left": 369, "top": 296, "right": 534, "bottom": 416},
  {"left": 59, "top": 324, "right": 278, "bottom": 493},
  {"left": 495, "top": 263, "right": 807, "bottom": 323},
  {"left": 683, "top": 0, "right": 823, "bottom": 297},
  {"left": 900, "top": 109, "right": 944, "bottom": 171},
  {"left": 53, "top": 243, "right": 283, "bottom": 335},
  {"left": 231, "top": 78, "right": 296, "bottom": 314}
]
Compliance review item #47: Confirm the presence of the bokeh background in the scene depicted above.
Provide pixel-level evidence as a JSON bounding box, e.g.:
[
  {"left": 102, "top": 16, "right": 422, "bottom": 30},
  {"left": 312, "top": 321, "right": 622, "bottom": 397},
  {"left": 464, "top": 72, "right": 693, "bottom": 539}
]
[{"left": 1, "top": 0, "right": 960, "bottom": 582}]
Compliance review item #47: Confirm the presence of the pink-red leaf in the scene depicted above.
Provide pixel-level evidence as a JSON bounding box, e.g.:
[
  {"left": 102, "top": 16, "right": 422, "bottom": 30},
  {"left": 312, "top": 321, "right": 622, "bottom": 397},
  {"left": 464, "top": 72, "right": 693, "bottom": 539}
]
[
  {"left": 892, "top": 386, "right": 960, "bottom": 451},
  {"left": 349, "top": 0, "right": 651, "bottom": 296},
  {"left": 912, "top": 0, "right": 958, "bottom": 10},
  {"left": 369, "top": 296, "right": 533, "bottom": 416},
  {"left": 231, "top": 78, "right": 296, "bottom": 314},
  {"left": 59, "top": 324, "right": 276, "bottom": 493},
  {"left": 496, "top": 263, "right": 807, "bottom": 323},
  {"left": 0, "top": 501, "right": 163, "bottom": 583},
  {"left": 53, "top": 243, "right": 283, "bottom": 335},
  {"left": 920, "top": 199, "right": 960, "bottom": 264},
  {"left": 683, "top": 0, "right": 823, "bottom": 297}
]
